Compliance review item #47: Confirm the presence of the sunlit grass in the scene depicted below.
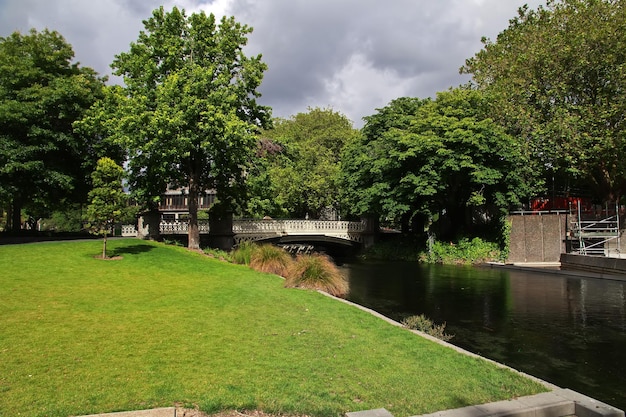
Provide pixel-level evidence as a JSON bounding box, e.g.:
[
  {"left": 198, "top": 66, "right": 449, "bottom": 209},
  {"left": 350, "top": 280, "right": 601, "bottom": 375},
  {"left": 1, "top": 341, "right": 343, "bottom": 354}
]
[{"left": 0, "top": 239, "right": 547, "bottom": 417}]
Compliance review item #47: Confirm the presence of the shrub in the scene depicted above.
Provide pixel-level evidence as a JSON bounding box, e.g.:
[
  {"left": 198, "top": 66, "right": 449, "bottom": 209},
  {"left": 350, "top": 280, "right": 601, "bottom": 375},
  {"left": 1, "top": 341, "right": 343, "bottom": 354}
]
[
  {"left": 231, "top": 241, "right": 257, "bottom": 265},
  {"left": 203, "top": 247, "right": 231, "bottom": 262},
  {"left": 424, "top": 237, "right": 500, "bottom": 264},
  {"left": 401, "top": 314, "right": 454, "bottom": 341},
  {"left": 285, "top": 253, "right": 348, "bottom": 297},
  {"left": 249, "top": 244, "right": 293, "bottom": 277}
]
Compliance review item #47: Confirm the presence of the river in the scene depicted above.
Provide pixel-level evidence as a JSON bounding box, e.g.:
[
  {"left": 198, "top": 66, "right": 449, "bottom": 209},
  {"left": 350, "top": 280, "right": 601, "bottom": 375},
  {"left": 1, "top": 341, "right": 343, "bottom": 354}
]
[{"left": 341, "top": 261, "right": 626, "bottom": 410}]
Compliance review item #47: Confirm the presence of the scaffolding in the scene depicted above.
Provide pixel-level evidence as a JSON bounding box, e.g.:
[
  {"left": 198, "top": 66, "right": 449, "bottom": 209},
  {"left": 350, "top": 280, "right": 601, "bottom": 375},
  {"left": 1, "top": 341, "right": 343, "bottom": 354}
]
[{"left": 570, "top": 201, "right": 621, "bottom": 256}]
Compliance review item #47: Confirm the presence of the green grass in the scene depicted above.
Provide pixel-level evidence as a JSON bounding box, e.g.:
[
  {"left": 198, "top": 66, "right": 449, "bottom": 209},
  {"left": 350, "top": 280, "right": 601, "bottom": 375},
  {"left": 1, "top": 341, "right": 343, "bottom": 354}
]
[{"left": 0, "top": 239, "right": 547, "bottom": 417}]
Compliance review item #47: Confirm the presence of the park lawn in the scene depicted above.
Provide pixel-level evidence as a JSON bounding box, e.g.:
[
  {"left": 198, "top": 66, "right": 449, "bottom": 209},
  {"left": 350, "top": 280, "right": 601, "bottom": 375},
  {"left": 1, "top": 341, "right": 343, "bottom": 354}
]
[{"left": 0, "top": 239, "right": 547, "bottom": 417}]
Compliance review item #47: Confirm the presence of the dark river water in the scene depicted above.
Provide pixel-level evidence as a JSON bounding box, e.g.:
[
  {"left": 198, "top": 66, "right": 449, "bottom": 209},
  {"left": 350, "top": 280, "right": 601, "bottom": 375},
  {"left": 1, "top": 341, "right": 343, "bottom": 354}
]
[{"left": 341, "top": 262, "right": 626, "bottom": 410}]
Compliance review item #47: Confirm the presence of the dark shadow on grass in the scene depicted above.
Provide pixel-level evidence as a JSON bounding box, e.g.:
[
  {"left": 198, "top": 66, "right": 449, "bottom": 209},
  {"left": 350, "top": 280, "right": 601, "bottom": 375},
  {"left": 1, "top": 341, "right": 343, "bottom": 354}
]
[{"left": 110, "top": 243, "right": 156, "bottom": 256}]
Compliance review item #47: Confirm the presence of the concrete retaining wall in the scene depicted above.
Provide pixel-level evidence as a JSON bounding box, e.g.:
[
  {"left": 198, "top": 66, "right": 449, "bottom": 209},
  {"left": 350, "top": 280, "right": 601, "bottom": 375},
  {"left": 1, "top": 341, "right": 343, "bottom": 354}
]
[
  {"left": 508, "top": 214, "right": 567, "bottom": 263},
  {"left": 561, "top": 253, "right": 626, "bottom": 275}
]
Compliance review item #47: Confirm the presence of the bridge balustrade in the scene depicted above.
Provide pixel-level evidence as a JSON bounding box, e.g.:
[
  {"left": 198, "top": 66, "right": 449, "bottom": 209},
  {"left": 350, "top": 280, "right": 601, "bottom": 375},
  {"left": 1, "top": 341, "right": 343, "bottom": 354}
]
[{"left": 121, "top": 219, "right": 369, "bottom": 245}]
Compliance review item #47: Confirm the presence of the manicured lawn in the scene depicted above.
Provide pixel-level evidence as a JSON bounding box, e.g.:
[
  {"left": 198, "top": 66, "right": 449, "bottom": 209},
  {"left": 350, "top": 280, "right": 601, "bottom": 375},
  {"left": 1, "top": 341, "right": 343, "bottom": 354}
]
[{"left": 0, "top": 239, "right": 547, "bottom": 417}]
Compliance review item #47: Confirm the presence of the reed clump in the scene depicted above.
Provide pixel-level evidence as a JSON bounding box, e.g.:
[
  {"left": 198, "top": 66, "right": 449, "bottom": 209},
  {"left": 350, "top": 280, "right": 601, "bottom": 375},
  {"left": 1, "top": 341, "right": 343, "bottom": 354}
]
[
  {"left": 285, "top": 253, "right": 348, "bottom": 298},
  {"left": 248, "top": 244, "right": 293, "bottom": 277},
  {"left": 231, "top": 240, "right": 256, "bottom": 265}
]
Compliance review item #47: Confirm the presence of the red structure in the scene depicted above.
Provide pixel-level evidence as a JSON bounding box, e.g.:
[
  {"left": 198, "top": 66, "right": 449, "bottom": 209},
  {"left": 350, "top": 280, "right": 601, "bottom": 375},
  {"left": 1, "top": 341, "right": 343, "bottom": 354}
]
[{"left": 530, "top": 196, "right": 592, "bottom": 213}]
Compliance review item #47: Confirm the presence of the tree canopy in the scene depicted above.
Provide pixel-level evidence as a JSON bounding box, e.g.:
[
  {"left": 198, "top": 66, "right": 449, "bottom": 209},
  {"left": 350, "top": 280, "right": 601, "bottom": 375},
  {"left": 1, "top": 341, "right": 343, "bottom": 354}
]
[
  {"left": 246, "top": 107, "right": 358, "bottom": 219},
  {"left": 0, "top": 29, "right": 107, "bottom": 231},
  {"left": 462, "top": 0, "right": 626, "bottom": 202},
  {"left": 341, "top": 89, "right": 527, "bottom": 239},
  {"left": 85, "top": 6, "right": 271, "bottom": 249}
]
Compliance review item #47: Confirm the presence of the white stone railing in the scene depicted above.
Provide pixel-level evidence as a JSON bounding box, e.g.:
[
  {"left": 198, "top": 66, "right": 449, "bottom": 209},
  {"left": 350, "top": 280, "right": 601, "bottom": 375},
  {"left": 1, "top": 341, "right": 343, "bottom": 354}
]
[
  {"left": 121, "top": 224, "right": 139, "bottom": 237},
  {"left": 233, "top": 219, "right": 365, "bottom": 235},
  {"left": 159, "top": 221, "right": 210, "bottom": 234},
  {"left": 120, "top": 219, "right": 367, "bottom": 242}
]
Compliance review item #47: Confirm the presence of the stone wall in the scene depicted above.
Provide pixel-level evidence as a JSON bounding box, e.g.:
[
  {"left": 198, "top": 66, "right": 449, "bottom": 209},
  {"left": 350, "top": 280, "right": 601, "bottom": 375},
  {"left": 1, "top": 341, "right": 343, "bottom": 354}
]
[
  {"left": 508, "top": 213, "right": 567, "bottom": 263},
  {"left": 560, "top": 253, "right": 626, "bottom": 275}
]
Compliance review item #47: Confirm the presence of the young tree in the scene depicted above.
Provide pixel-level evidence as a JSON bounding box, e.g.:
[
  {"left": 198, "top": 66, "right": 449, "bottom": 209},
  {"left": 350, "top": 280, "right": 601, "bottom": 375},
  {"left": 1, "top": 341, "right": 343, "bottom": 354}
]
[
  {"left": 0, "top": 29, "right": 107, "bottom": 231},
  {"left": 99, "top": 7, "right": 271, "bottom": 250},
  {"left": 462, "top": 0, "right": 626, "bottom": 202},
  {"left": 87, "top": 157, "right": 127, "bottom": 259}
]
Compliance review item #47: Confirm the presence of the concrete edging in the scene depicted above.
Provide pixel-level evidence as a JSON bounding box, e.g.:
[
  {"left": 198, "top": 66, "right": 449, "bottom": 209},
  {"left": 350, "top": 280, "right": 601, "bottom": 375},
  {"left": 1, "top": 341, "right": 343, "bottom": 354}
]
[{"left": 346, "top": 389, "right": 624, "bottom": 417}]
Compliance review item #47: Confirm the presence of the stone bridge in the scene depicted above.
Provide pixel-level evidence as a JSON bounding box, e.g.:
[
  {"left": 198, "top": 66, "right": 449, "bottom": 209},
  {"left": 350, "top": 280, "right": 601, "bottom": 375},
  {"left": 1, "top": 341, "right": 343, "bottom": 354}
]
[{"left": 122, "top": 219, "right": 375, "bottom": 248}]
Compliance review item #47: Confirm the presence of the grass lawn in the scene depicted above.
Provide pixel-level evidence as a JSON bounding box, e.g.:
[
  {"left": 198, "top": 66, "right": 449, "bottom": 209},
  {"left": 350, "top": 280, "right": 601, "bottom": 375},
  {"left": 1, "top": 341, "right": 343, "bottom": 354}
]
[{"left": 0, "top": 239, "right": 547, "bottom": 417}]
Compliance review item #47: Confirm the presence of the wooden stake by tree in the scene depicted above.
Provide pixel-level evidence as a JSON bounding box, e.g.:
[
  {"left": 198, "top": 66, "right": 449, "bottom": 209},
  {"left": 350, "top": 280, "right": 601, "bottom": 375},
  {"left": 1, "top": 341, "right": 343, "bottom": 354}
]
[{"left": 87, "top": 157, "right": 127, "bottom": 259}]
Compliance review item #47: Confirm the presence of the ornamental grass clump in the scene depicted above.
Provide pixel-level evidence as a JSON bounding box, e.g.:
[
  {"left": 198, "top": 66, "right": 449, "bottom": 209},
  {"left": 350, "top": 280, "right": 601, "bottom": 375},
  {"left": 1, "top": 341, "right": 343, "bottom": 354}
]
[
  {"left": 402, "top": 314, "right": 454, "bottom": 341},
  {"left": 249, "top": 244, "right": 293, "bottom": 277},
  {"left": 285, "top": 253, "right": 349, "bottom": 297},
  {"left": 231, "top": 241, "right": 257, "bottom": 265}
]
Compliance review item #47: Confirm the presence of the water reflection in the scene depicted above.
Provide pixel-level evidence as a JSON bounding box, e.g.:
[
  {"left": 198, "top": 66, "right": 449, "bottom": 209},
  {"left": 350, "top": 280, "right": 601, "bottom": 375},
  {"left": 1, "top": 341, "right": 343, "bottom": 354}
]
[{"left": 342, "top": 262, "right": 626, "bottom": 409}]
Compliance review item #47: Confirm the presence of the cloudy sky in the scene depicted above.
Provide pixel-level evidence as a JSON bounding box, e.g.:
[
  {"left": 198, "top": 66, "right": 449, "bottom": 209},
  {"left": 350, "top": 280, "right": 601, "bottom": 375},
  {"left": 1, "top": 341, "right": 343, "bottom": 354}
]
[{"left": 0, "top": 0, "right": 545, "bottom": 127}]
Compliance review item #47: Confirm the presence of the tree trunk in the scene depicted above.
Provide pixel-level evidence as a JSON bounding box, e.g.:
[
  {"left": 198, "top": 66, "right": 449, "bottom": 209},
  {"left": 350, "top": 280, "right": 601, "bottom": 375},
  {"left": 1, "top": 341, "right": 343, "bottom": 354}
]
[
  {"left": 102, "top": 233, "right": 108, "bottom": 259},
  {"left": 188, "top": 179, "right": 200, "bottom": 250},
  {"left": 10, "top": 200, "right": 22, "bottom": 232}
]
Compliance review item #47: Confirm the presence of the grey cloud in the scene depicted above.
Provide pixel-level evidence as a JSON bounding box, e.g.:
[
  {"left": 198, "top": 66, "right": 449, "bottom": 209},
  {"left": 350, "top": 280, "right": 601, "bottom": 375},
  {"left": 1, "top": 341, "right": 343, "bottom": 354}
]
[{"left": 0, "top": 0, "right": 546, "bottom": 126}]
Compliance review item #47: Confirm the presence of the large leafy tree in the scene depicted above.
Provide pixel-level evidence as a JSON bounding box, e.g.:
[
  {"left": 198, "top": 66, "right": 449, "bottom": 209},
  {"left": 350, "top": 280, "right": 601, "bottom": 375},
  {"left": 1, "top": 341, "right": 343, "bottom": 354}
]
[
  {"left": 341, "top": 88, "right": 527, "bottom": 239},
  {"left": 95, "top": 7, "right": 271, "bottom": 249},
  {"left": 0, "top": 29, "right": 107, "bottom": 231},
  {"left": 462, "top": 0, "right": 626, "bottom": 202},
  {"left": 246, "top": 108, "right": 358, "bottom": 219}
]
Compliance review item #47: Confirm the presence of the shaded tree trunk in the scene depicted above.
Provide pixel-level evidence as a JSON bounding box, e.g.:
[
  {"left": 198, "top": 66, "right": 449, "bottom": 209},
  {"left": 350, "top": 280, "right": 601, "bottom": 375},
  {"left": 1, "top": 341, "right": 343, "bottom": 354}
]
[
  {"left": 10, "top": 200, "right": 22, "bottom": 232},
  {"left": 102, "top": 233, "right": 108, "bottom": 259},
  {"left": 188, "top": 179, "right": 200, "bottom": 250}
]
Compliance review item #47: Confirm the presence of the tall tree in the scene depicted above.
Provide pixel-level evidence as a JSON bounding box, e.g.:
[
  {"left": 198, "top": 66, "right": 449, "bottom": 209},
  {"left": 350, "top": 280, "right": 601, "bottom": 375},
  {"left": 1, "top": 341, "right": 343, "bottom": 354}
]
[
  {"left": 247, "top": 107, "right": 357, "bottom": 219},
  {"left": 462, "top": 0, "right": 626, "bottom": 202},
  {"left": 341, "top": 89, "right": 527, "bottom": 239},
  {"left": 98, "top": 7, "right": 271, "bottom": 249},
  {"left": 87, "top": 157, "right": 127, "bottom": 259},
  {"left": 0, "top": 29, "right": 107, "bottom": 231}
]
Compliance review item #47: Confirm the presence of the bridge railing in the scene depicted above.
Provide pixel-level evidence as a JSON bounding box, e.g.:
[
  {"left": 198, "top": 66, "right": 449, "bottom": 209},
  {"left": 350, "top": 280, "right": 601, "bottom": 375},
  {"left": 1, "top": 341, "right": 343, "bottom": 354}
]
[
  {"left": 121, "top": 219, "right": 367, "bottom": 239},
  {"left": 233, "top": 219, "right": 366, "bottom": 234}
]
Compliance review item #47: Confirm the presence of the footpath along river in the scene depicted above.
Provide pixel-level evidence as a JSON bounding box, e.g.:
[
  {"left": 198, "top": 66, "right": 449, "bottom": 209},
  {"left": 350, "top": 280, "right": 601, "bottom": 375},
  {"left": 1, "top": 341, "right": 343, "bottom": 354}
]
[{"left": 341, "top": 261, "right": 626, "bottom": 410}]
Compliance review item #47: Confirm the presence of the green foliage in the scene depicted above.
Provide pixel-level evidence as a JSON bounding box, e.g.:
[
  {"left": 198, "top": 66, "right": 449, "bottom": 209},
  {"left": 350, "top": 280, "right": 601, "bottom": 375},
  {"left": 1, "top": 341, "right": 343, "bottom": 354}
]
[
  {"left": 425, "top": 237, "right": 501, "bottom": 265},
  {"left": 86, "top": 157, "right": 127, "bottom": 258},
  {"left": 402, "top": 314, "right": 454, "bottom": 342},
  {"left": 341, "top": 89, "right": 526, "bottom": 239},
  {"left": 83, "top": 6, "right": 271, "bottom": 249},
  {"left": 360, "top": 238, "right": 423, "bottom": 262},
  {"left": 246, "top": 107, "right": 358, "bottom": 218},
  {"left": 39, "top": 205, "right": 87, "bottom": 233},
  {"left": 231, "top": 240, "right": 256, "bottom": 265},
  {"left": 285, "top": 253, "right": 349, "bottom": 298},
  {"left": 499, "top": 218, "right": 513, "bottom": 261},
  {"left": 203, "top": 247, "right": 231, "bottom": 261},
  {"left": 249, "top": 244, "right": 293, "bottom": 277},
  {"left": 0, "top": 29, "right": 110, "bottom": 230},
  {"left": 462, "top": 0, "right": 626, "bottom": 202}
]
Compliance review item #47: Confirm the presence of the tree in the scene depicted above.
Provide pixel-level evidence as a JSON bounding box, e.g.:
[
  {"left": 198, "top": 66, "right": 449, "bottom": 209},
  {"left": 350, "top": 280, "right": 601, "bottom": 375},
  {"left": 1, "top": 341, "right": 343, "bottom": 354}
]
[
  {"left": 87, "top": 157, "right": 127, "bottom": 259},
  {"left": 461, "top": 0, "right": 626, "bottom": 202},
  {"left": 341, "top": 88, "right": 527, "bottom": 240},
  {"left": 247, "top": 107, "right": 358, "bottom": 219},
  {"left": 97, "top": 6, "right": 271, "bottom": 250},
  {"left": 0, "top": 29, "right": 108, "bottom": 231}
]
